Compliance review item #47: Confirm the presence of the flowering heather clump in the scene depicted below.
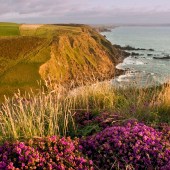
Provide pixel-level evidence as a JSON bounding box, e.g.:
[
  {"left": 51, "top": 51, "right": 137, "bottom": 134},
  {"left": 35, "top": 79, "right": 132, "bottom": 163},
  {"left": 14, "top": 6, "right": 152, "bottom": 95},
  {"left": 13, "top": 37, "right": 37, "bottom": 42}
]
[
  {"left": 0, "top": 136, "right": 94, "bottom": 170},
  {"left": 80, "top": 121, "right": 170, "bottom": 170},
  {"left": 159, "top": 123, "right": 170, "bottom": 141}
]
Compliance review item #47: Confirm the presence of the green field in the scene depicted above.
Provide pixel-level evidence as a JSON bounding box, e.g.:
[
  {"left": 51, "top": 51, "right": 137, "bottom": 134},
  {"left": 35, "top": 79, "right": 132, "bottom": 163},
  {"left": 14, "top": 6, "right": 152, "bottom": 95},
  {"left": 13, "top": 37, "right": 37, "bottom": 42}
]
[{"left": 0, "top": 23, "right": 20, "bottom": 36}]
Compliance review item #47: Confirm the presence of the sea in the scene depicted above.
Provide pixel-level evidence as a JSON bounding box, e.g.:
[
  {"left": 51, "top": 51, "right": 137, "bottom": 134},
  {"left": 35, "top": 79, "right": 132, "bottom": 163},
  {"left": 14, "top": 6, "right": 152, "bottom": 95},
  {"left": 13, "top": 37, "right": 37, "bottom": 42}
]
[{"left": 102, "top": 26, "right": 170, "bottom": 87}]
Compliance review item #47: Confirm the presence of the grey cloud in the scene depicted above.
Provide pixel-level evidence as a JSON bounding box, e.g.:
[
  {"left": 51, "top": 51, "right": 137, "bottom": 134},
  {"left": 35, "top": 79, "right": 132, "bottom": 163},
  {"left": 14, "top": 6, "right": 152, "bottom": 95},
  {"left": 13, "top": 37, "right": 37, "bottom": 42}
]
[{"left": 1, "top": 0, "right": 170, "bottom": 24}]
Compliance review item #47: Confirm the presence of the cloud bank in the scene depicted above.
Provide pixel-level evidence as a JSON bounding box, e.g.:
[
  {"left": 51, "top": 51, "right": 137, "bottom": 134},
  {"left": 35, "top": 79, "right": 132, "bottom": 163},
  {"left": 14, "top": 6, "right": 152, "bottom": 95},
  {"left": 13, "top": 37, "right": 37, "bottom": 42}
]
[{"left": 1, "top": 0, "right": 170, "bottom": 24}]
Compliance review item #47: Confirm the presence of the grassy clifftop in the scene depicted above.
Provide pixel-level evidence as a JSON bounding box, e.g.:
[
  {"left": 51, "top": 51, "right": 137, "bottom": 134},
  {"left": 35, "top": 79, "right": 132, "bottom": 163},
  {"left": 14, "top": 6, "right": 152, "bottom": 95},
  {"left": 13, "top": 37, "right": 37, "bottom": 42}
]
[{"left": 0, "top": 23, "right": 123, "bottom": 100}]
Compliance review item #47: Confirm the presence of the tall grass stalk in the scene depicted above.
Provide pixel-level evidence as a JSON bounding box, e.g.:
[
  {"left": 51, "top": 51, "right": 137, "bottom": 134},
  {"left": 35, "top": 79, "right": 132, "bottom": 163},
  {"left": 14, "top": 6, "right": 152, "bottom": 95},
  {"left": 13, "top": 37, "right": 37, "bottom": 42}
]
[
  {"left": 0, "top": 84, "right": 76, "bottom": 141},
  {"left": 0, "top": 80, "right": 169, "bottom": 141}
]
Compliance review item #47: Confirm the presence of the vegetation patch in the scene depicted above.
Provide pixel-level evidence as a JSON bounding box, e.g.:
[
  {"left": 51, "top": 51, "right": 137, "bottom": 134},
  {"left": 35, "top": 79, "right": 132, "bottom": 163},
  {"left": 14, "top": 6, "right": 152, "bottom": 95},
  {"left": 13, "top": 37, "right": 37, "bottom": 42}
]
[
  {"left": 80, "top": 120, "right": 170, "bottom": 169},
  {"left": 0, "top": 80, "right": 169, "bottom": 169},
  {"left": 0, "top": 23, "right": 20, "bottom": 36},
  {"left": 0, "top": 136, "right": 94, "bottom": 169},
  {"left": 0, "top": 23, "right": 169, "bottom": 169}
]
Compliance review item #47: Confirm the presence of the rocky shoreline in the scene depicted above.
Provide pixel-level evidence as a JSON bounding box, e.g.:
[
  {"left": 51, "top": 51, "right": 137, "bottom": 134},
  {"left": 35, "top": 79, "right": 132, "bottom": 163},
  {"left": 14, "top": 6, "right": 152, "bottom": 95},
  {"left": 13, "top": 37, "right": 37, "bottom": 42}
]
[
  {"left": 153, "top": 55, "right": 170, "bottom": 60},
  {"left": 112, "top": 45, "right": 131, "bottom": 77},
  {"left": 114, "top": 45, "right": 154, "bottom": 51}
]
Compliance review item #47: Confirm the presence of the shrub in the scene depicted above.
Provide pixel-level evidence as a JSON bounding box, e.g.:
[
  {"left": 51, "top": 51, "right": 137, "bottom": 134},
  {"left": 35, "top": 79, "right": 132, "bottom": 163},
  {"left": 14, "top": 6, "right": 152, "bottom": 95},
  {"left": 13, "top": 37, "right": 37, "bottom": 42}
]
[
  {"left": 80, "top": 121, "right": 170, "bottom": 169},
  {"left": 0, "top": 136, "right": 94, "bottom": 170}
]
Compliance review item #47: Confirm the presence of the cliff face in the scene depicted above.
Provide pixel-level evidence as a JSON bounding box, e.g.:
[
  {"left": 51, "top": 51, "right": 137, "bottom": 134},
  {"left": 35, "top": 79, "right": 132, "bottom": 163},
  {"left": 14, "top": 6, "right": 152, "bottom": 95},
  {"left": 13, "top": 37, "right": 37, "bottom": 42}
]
[
  {"left": 0, "top": 24, "right": 124, "bottom": 99},
  {"left": 39, "top": 26, "right": 123, "bottom": 86}
]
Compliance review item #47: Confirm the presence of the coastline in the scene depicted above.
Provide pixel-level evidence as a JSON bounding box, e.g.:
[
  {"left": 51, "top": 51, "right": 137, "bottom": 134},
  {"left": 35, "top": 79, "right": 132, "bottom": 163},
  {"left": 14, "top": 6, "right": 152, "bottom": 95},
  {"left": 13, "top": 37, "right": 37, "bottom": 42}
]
[
  {"left": 115, "top": 67, "right": 126, "bottom": 77},
  {"left": 112, "top": 44, "right": 131, "bottom": 77},
  {"left": 101, "top": 27, "right": 170, "bottom": 86}
]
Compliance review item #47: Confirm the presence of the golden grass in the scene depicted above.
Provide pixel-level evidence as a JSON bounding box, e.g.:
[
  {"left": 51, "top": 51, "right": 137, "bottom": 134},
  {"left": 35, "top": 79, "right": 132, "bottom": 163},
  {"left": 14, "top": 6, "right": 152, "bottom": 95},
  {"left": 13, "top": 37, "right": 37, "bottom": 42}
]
[
  {"left": 158, "top": 82, "right": 170, "bottom": 105},
  {"left": 0, "top": 83, "right": 76, "bottom": 141},
  {"left": 20, "top": 24, "right": 43, "bottom": 29},
  {"left": 0, "top": 80, "right": 169, "bottom": 142}
]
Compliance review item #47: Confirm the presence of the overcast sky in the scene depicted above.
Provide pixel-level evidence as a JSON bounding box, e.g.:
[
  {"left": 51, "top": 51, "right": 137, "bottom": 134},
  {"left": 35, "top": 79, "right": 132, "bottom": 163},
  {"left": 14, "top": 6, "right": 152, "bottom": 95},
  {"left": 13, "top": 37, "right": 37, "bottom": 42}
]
[{"left": 1, "top": 0, "right": 170, "bottom": 24}]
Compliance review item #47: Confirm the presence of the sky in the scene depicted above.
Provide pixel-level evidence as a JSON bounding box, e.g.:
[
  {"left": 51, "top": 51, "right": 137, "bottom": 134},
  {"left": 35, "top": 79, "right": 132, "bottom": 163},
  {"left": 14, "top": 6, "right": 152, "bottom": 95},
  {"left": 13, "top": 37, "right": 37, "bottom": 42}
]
[{"left": 1, "top": 0, "right": 170, "bottom": 24}]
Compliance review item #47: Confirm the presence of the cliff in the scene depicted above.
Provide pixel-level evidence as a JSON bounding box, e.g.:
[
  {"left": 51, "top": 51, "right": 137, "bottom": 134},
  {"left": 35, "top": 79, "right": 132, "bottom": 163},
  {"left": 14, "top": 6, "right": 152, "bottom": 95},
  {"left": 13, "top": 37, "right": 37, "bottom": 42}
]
[{"left": 0, "top": 24, "right": 125, "bottom": 99}]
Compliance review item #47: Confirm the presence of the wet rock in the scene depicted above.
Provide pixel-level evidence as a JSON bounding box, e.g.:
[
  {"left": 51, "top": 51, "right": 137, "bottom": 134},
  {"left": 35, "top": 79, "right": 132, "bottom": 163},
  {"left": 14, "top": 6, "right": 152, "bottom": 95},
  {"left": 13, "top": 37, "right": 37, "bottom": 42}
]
[
  {"left": 153, "top": 55, "right": 170, "bottom": 59},
  {"left": 114, "top": 45, "right": 154, "bottom": 51},
  {"left": 148, "top": 49, "right": 154, "bottom": 51},
  {"left": 131, "top": 52, "right": 140, "bottom": 56},
  {"left": 113, "top": 45, "right": 131, "bottom": 58},
  {"left": 147, "top": 54, "right": 153, "bottom": 56}
]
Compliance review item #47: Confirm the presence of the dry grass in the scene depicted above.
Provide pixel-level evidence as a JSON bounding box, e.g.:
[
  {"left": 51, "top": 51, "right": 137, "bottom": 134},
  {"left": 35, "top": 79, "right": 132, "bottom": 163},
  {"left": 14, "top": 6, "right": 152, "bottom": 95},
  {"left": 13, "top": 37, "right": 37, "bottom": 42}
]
[
  {"left": 0, "top": 80, "right": 169, "bottom": 142},
  {"left": 0, "top": 83, "right": 75, "bottom": 141},
  {"left": 20, "top": 24, "right": 43, "bottom": 29},
  {"left": 158, "top": 82, "right": 170, "bottom": 106}
]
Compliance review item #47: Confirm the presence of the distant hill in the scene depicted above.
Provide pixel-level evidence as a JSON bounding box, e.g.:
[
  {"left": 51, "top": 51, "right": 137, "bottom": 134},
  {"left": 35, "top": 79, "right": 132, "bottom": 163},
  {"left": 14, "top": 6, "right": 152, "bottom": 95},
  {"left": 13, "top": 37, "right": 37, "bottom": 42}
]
[{"left": 0, "top": 23, "right": 124, "bottom": 101}]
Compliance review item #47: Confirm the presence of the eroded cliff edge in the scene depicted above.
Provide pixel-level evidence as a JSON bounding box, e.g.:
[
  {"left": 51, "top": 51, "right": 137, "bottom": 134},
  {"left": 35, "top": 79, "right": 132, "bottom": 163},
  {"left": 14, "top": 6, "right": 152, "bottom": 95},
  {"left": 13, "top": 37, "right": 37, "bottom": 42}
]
[
  {"left": 0, "top": 24, "right": 126, "bottom": 99},
  {"left": 39, "top": 25, "right": 126, "bottom": 86}
]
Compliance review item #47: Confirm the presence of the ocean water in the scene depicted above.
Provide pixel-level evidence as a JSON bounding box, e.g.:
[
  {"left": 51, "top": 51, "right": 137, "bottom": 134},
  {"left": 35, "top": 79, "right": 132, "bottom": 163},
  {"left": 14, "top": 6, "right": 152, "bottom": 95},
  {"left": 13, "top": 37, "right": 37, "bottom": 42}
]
[{"left": 102, "top": 26, "right": 170, "bottom": 87}]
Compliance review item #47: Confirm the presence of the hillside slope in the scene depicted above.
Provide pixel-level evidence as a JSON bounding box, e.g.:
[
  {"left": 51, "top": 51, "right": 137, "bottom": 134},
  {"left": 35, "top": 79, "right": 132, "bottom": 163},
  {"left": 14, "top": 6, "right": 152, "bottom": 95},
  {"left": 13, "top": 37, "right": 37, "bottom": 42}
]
[{"left": 0, "top": 24, "right": 124, "bottom": 100}]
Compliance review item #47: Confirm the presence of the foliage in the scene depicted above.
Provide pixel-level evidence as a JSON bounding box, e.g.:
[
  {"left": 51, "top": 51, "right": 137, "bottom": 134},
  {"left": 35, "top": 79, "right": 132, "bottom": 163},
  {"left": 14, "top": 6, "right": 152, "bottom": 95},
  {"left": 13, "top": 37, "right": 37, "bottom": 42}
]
[
  {"left": 0, "top": 81, "right": 170, "bottom": 141},
  {"left": 0, "top": 85, "right": 76, "bottom": 141},
  {"left": 80, "top": 121, "right": 170, "bottom": 169},
  {"left": 0, "top": 136, "right": 94, "bottom": 170}
]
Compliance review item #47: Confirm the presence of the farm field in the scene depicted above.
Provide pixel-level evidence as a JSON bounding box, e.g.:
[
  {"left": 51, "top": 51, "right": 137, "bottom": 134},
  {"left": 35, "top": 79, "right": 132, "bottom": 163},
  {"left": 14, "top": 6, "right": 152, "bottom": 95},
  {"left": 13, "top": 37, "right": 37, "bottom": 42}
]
[{"left": 0, "top": 23, "right": 20, "bottom": 36}]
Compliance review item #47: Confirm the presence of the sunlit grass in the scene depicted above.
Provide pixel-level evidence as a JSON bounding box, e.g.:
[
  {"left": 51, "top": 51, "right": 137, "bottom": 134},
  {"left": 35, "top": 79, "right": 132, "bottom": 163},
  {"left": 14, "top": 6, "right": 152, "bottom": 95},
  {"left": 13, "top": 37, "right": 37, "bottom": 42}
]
[{"left": 0, "top": 79, "right": 169, "bottom": 142}]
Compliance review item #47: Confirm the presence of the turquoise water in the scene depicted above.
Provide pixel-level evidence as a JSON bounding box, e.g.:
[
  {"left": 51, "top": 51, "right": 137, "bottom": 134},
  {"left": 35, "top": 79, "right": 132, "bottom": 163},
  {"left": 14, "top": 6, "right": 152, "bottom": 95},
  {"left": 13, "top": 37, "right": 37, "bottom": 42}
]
[{"left": 102, "top": 26, "right": 170, "bottom": 86}]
